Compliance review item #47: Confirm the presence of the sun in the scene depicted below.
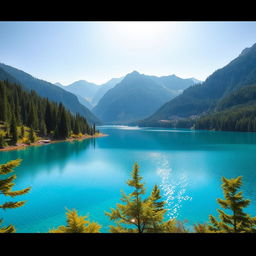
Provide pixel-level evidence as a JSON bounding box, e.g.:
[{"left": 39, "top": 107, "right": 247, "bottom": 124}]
[{"left": 110, "top": 22, "right": 173, "bottom": 49}]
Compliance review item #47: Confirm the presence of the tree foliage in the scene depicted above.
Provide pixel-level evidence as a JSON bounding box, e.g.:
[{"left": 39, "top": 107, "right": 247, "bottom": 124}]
[
  {"left": 0, "top": 159, "right": 31, "bottom": 233},
  {"left": 0, "top": 80, "right": 95, "bottom": 147},
  {"left": 207, "top": 176, "right": 256, "bottom": 233},
  {"left": 49, "top": 208, "right": 101, "bottom": 233},
  {"left": 105, "top": 162, "right": 187, "bottom": 233}
]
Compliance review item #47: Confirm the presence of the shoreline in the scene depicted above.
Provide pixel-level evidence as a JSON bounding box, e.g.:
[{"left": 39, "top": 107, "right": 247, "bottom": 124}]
[{"left": 0, "top": 133, "right": 108, "bottom": 152}]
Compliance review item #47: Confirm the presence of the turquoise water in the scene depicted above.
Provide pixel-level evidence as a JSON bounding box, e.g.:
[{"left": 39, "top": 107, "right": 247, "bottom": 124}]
[{"left": 1, "top": 126, "right": 256, "bottom": 232}]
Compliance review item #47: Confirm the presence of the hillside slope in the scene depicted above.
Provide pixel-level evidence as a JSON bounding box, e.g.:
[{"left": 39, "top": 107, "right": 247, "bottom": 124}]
[
  {"left": 92, "top": 71, "right": 176, "bottom": 123},
  {"left": 0, "top": 63, "right": 101, "bottom": 124},
  {"left": 138, "top": 42, "right": 256, "bottom": 127}
]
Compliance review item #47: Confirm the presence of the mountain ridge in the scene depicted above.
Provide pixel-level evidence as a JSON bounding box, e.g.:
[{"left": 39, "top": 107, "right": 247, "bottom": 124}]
[
  {"left": 136, "top": 42, "right": 256, "bottom": 127},
  {"left": 92, "top": 71, "right": 198, "bottom": 124},
  {"left": 0, "top": 63, "right": 101, "bottom": 125}
]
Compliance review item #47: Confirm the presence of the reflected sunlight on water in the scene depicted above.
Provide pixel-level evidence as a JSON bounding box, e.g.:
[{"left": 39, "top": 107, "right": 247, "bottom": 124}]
[{"left": 151, "top": 152, "right": 192, "bottom": 219}]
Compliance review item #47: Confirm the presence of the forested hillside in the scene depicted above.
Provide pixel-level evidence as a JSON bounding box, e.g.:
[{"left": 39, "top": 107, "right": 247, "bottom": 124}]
[
  {"left": 0, "top": 80, "right": 96, "bottom": 148},
  {"left": 0, "top": 63, "right": 101, "bottom": 125},
  {"left": 137, "top": 42, "right": 256, "bottom": 129}
]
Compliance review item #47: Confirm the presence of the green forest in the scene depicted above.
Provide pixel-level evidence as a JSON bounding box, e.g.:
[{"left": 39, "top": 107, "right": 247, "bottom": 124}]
[{"left": 0, "top": 80, "right": 97, "bottom": 148}]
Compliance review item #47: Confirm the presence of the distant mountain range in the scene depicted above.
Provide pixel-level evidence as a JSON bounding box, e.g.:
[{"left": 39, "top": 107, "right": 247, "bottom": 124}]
[
  {"left": 54, "top": 82, "right": 94, "bottom": 110},
  {"left": 0, "top": 63, "right": 101, "bottom": 125},
  {"left": 56, "top": 77, "right": 124, "bottom": 109},
  {"left": 136, "top": 42, "right": 256, "bottom": 128},
  {"left": 62, "top": 80, "right": 99, "bottom": 103},
  {"left": 91, "top": 77, "right": 124, "bottom": 106},
  {"left": 92, "top": 71, "right": 199, "bottom": 124},
  {"left": 0, "top": 62, "right": 202, "bottom": 127}
]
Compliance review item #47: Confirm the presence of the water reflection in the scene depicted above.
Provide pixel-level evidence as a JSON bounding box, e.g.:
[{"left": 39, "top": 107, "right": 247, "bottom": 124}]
[{"left": 0, "top": 139, "right": 93, "bottom": 180}]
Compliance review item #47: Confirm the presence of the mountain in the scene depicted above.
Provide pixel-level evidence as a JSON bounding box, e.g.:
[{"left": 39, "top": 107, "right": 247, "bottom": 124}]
[
  {"left": 149, "top": 74, "right": 200, "bottom": 91},
  {"left": 54, "top": 82, "right": 64, "bottom": 87},
  {"left": 138, "top": 42, "right": 256, "bottom": 127},
  {"left": 215, "top": 84, "right": 256, "bottom": 111},
  {"left": 61, "top": 77, "right": 124, "bottom": 107},
  {"left": 75, "top": 95, "right": 93, "bottom": 110},
  {"left": 0, "top": 66, "right": 20, "bottom": 84},
  {"left": 54, "top": 82, "right": 93, "bottom": 110},
  {"left": 190, "top": 78, "right": 202, "bottom": 84},
  {"left": 92, "top": 71, "right": 195, "bottom": 124},
  {"left": 194, "top": 83, "right": 256, "bottom": 132},
  {"left": 91, "top": 77, "right": 124, "bottom": 106},
  {"left": 64, "top": 80, "right": 99, "bottom": 103},
  {"left": 0, "top": 63, "right": 101, "bottom": 125}
]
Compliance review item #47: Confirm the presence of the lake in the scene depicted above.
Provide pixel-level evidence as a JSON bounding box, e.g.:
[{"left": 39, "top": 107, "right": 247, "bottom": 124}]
[{"left": 1, "top": 125, "right": 256, "bottom": 232}]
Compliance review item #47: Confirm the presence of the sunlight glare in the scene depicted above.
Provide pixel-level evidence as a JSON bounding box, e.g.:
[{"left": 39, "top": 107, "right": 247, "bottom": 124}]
[{"left": 111, "top": 22, "right": 175, "bottom": 49}]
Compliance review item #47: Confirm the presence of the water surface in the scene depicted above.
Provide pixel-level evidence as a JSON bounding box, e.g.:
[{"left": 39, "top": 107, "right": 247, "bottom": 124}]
[{"left": 1, "top": 126, "right": 256, "bottom": 232}]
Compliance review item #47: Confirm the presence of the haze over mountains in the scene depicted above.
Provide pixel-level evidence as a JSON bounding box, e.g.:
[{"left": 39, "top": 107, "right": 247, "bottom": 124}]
[
  {"left": 0, "top": 61, "right": 201, "bottom": 126},
  {"left": 55, "top": 71, "right": 199, "bottom": 124},
  {"left": 137, "top": 42, "right": 256, "bottom": 127},
  {"left": 54, "top": 81, "right": 94, "bottom": 110},
  {"left": 55, "top": 77, "right": 124, "bottom": 109},
  {"left": 4, "top": 38, "right": 256, "bottom": 130},
  {"left": 92, "top": 71, "right": 199, "bottom": 124}
]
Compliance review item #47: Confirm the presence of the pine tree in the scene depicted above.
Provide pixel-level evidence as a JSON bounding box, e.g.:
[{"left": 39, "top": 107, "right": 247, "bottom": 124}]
[
  {"left": 14, "top": 91, "right": 21, "bottom": 126},
  {"left": 45, "top": 100, "right": 54, "bottom": 134},
  {"left": 0, "top": 134, "right": 6, "bottom": 148},
  {"left": 0, "top": 82, "right": 8, "bottom": 122},
  {"left": 21, "top": 125, "right": 25, "bottom": 139},
  {"left": 105, "top": 163, "right": 181, "bottom": 233},
  {"left": 10, "top": 112, "right": 18, "bottom": 145},
  {"left": 39, "top": 119, "right": 47, "bottom": 137},
  {"left": 208, "top": 176, "right": 256, "bottom": 233},
  {"left": 56, "top": 104, "right": 70, "bottom": 139},
  {"left": 0, "top": 159, "right": 31, "bottom": 233},
  {"left": 0, "top": 80, "right": 91, "bottom": 141},
  {"left": 27, "top": 101, "right": 39, "bottom": 130},
  {"left": 73, "top": 116, "right": 80, "bottom": 135},
  {"left": 28, "top": 128, "right": 36, "bottom": 143},
  {"left": 49, "top": 208, "right": 101, "bottom": 233}
]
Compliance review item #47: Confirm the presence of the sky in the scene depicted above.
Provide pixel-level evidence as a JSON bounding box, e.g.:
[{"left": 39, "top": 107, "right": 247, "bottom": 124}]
[{"left": 0, "top": 21, "right": 256, "bottom": 85}]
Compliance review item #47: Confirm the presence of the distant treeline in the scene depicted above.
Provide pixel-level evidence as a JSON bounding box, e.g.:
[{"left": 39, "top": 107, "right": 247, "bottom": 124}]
[{"left": 195, "top": 105, "right": 256, "bottom": 132}]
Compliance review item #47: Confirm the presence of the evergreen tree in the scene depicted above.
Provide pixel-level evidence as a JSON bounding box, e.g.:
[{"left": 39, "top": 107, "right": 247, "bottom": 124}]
[
  {"left": 10, "top": 112, "right": 18, "bottom": 145},
  {"left": 0, "top": 134, "right": 6, "bottom": 148},
  {"left": 14, "top": 91, "right": 21, "bottom": 126},
  {"left": 0, "top": 159, "right": 31, "bottom": 233},
  {"left": 0, "top": 80, "right": 91, "bottom": 141},
  {"left": 27, "top": 101, "right": 39, "bottom": 130},
  {"left": 0, "top": 82, "right": 8, "bottom": 122},
  {"left": 39, "top": 119, "right": 47, "bottom": 137},
  {"left": 55, "top": 104, "right": 70, "bottom": 139},
  {"left": 4, "top": 122, "right": 9, "bottom": 139},
  {"left": 49, "top": 208, "right": 101, "bottom": 233},
  {"left": 73, "top": 116, "right": 80, "bottom": 135},
  {"left": 105, "top": 163, "right": 182, "bottom": 233},
  {"left": 45, "top": 100, "right": 54, "bottom": 134},
  {"left": 21, "top": 125, "right": 25, "bottom": 138},
  {"left": 208, "top": 176, "right": 256, "bottom": 233},
  {"left": 29, "top": 128, "right": 36, "bottom": 143}
]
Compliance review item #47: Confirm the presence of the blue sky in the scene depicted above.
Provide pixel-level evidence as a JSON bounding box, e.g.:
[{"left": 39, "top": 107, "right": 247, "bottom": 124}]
[{"left": 0, "top": 21, "right": 256, "bottom": 85}]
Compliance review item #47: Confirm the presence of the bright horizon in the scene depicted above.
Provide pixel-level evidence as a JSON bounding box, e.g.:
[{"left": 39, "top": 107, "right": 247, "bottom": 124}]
[{"left": 1, "top": 21, "right": 256, "bottom": 85}]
